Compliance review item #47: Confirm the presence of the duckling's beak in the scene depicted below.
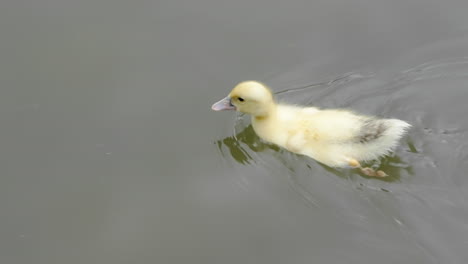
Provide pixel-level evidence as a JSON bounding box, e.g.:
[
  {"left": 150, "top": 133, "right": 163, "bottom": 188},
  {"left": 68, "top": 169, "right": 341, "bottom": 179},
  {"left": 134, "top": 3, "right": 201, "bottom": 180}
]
[{"left": 212, "top": 96, "right": 236, "bottom": 111}]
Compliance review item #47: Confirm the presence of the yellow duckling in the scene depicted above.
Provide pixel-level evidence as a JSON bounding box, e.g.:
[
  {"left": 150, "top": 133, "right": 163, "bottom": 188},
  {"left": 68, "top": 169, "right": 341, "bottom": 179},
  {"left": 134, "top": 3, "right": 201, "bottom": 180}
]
[{"left": 212, "top": 81, "right": 411, "bottom": 177}]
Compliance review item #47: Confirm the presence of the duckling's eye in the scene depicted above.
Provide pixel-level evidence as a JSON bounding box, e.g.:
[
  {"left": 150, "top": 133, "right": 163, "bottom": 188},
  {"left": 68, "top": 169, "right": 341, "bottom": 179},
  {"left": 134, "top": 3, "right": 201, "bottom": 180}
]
[{"left": 238, "top": 97, "right": 245, "bottom": 102}]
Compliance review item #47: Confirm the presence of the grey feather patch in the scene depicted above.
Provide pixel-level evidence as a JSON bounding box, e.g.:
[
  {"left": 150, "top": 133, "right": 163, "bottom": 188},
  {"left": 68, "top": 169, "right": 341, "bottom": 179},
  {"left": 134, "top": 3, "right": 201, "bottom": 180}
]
[{"left": 357, "top": 119, "right": 387, "bottom": 143}]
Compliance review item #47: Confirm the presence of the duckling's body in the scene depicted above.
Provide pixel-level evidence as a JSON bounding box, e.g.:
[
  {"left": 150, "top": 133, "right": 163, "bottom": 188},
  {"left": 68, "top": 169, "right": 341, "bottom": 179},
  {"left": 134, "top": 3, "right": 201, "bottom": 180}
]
[
  {"left": 212, "top": 81, "right": 411, "bottom": 177},
  {"left": 252, "top": 104, "right": 409, "bottom": 167}
]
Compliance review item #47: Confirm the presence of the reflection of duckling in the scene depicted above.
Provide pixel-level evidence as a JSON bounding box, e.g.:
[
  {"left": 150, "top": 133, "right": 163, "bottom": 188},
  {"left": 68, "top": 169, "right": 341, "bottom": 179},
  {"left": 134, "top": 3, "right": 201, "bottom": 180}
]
[{"left": 212, "top": 81, "right": 411, "bottom": 177}]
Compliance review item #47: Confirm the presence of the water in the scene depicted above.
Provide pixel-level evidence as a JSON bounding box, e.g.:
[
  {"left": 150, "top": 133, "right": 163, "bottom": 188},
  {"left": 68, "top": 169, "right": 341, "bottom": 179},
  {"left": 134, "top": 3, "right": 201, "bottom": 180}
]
[{"left": 1, "top": 0, "right": 468, "bottom": 263}]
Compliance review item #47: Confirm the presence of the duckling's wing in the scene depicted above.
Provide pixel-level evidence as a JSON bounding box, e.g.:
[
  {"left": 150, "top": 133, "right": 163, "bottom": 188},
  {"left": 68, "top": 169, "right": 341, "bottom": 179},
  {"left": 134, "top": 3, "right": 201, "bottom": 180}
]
[{"left": 356, "top": 119, "right": 388, "bottom": 143}]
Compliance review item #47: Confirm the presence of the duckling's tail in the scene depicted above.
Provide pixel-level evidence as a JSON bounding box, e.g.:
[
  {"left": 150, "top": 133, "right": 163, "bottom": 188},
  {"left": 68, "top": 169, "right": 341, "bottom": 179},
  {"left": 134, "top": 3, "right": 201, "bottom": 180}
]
[
  {"left": 359, "top": 119, "right": 411, "bottom": 161},
  {"left": 370, "top": 119, "right": 411, "bottom": 159}
]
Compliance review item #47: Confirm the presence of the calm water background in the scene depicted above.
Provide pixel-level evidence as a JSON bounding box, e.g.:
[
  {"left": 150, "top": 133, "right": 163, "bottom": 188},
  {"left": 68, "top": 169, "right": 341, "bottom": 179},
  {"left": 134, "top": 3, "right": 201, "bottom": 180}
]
[{"left": 1, "top": 1, "right": 468, "bottom": 263}]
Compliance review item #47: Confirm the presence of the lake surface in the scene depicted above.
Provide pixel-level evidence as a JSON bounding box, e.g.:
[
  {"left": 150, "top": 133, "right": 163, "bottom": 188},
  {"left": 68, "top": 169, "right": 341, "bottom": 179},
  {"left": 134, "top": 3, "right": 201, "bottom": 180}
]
[{"left": 1, "top": 1, "right": 468, "bottom": 263}]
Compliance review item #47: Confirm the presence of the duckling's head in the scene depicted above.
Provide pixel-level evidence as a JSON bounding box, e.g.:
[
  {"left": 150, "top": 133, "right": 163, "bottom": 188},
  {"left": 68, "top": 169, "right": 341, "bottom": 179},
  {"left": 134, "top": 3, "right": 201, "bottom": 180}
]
[{"left": 212, "top": 81, "right": 275, "bottom": 117}]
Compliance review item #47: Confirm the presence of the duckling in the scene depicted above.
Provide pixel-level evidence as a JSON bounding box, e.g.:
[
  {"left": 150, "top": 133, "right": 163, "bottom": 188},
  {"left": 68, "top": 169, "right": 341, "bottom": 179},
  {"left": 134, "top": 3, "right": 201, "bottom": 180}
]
[{"left": 212, "top": 81, "right": 411, "bottom": 177}]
